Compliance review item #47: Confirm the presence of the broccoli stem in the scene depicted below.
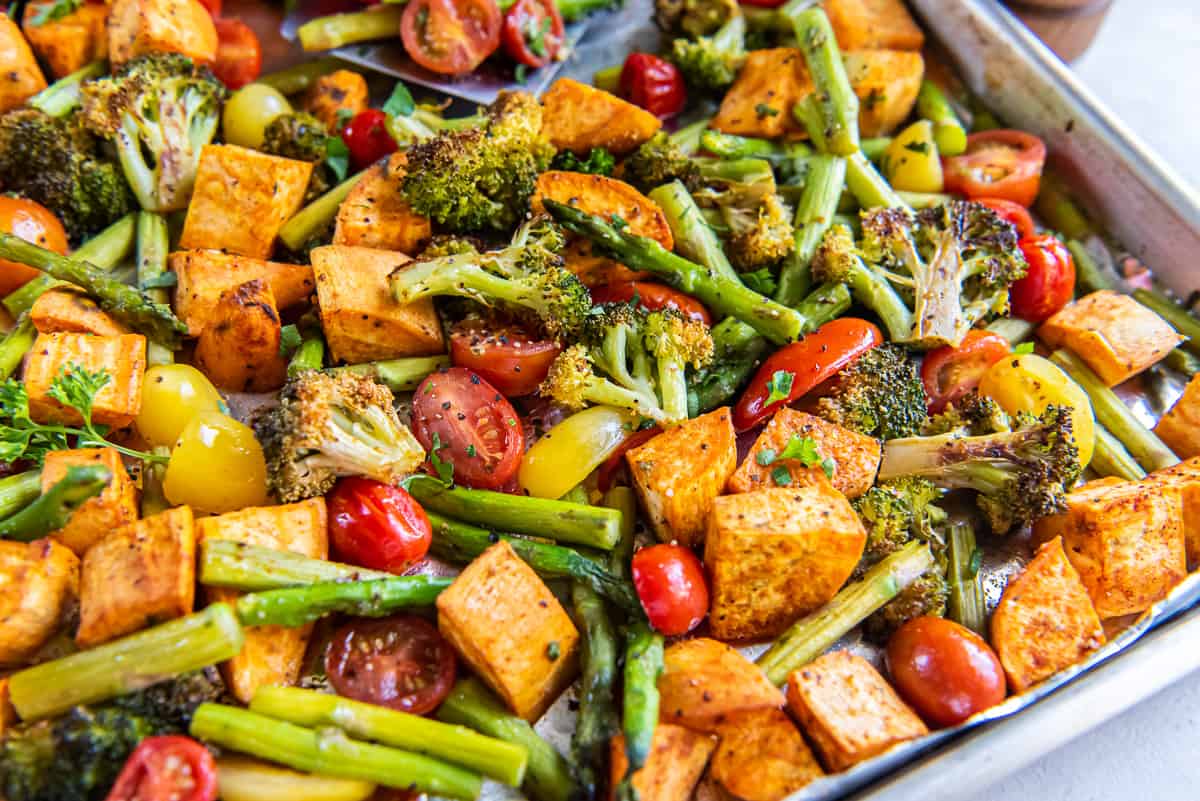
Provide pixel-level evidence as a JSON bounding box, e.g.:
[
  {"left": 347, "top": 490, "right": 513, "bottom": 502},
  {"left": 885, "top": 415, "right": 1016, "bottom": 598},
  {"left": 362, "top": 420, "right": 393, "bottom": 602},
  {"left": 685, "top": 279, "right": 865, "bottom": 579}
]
[
  {"left": 845, "top": 151, "right": 910, "bottom": 211},
  {"left": 200, "top": 539, "right": 392, "bottom": 591},
  {"left": 136, "top": 212, "right": 174, "bottom": 366},
  {"left": 278, "top": 171, "right": 365, "bottom": 251},
  {"left": 1049, "top": 349, "right": 1179, "bottom": 472},
  {"left": 1090, "top": 424, "right": 1148, "bottom": 481},
  {"left": 8, "top": 603, "right": 244, "bottom": 720},
  {"left": 190, "top": 704, "right": 483, "bottom": 799},
  {"left": 1034, "top": 174, "right": 1096, "bottom": 241},
  {"left": 0, "top": 315, "right": 35, "bottom": 379},
  {"left": 297, "top": 5, "right": 407, "bottom": 50},
  {"left": 648, "top": 181, "right": 739, "bottom": 283},
  {"left": 946, "top": 522, "right": 985, "bottom": 635},
  {"left": 258, "top": 56, "right": 344, "bottom": 95},
  {"left": 571, "top": 582, "right": 620, "bottom": 801},
  {"left": 0, "top": 233, "right": 186, "bottom": 349},
  {"left": 776, "top": 153, "right": 846, "bottom": 306},
  {"left": 617, "top": 622, "right": 663, "bottom": 798},
  {"left": 986, "top": 316, "right": 1037, "bottom": 345},
  {"left": 426, "top": 511, "right": 640, "bottom": 613},
  {"left": 695, "top": 157, "right": 774, "bottom": 184},
  {"left": 859, "top": 136, "right": 892, "bottom": 162},
  {"left": 1133, "top": 288, "right": 1200, "bottom": 358},
  {"left": 916, "top": 80, "right": 968, "bottom": 156},
  {"left": 669, "top": 117, "right": 712, "bottom": 156},
  {"left": 234, "top": 576, "right": 452, "bottom": 628},
  {"left": 556, "top": 0, "right": 616, "bottom": 21},
  {"left": 757, "top": 541, "right": 935, "bottom": 684},
  {"left": 603, "top": 486, "right": 637, "bottom": 580},
  {"left": 781, "top": 2, "right": 859, "bottom": 155},
  {"left": 332, "top": 355, "right": 450, "bottom": 392},
  {"left": 249, "top": 686, "right": 528, "bottom": 786},
  {"left": 543, "top": 199, "right": 807, "bottom": 344},
  {"left": 28, "top": 60, "right": 105, "bottom": 118},
  {"left": 0, "top": 470, "right": 40, "bottom": 520},
  {"left": 438, "top": 678, "right": 578, "bottom": 801},
  {"left": 0, "top": 464, "right": 111, "bottom": 542}
]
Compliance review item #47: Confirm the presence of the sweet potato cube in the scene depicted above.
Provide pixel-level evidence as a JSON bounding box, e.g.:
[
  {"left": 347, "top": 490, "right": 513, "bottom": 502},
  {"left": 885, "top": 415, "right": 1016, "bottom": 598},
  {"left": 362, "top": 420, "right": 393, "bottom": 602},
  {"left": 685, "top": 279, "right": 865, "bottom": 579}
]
[
  {"left": 1145, "top": 458, "right": 1200, "bottom": 567},
  {"left": 728, "top": 408, "right": 881, "bottom": 499},
  {"left": 22, "top": 1, "right": 107, "bottom": 78},
  {"left": 712, "top": 49, "right": 810, "bottom": 139},
  {"left": 194, "top": 280, "right": 288, "bottom": 393},
  {"left": 1155, "top": 374, "right": 1200, "bottom": 460},
  {"left": 76, "top": 506, "right": 195, "bottom": 647},
  {"left": 31, "top": 288, "right": 128, "bottom": 337},
  {"left": 844, "top": 49, "right": 925, "bottom": 138},
  {"left": 541, "top": 79, "right": 662, "bottom": 155},
  {"left": 197, "top": 499, "right": 328, "bottom": 703},
  {"left": 991, "top": 536, "right": 1105, "bottom": 692},
  {"left": 180, "top": 145, "right": 312, "bottom": 259},
  {"left": 626, "top": 408, "right": 737, "bottom": 547},
  {"left": 41, "top": 448, "right": 138, "bottom": 556},
  {"left": 0, "top": 678, "right": 14, "bottom": 737},
  {"left": 709, "top": 709, "right": 825, "bottom": 801},
  {"left": 437, "top": 541, "right": 579, "bottom": 721},
  {"left": 107, "top": 0, "right": 217, "bottom": 66},
  {"left": 824, "top": 0, "right": 925, "bottom": 50},
  {"left": 301, "top": 69, "right": 368, "bottom": 131},
  {"left": 657, "top": 637, "right": 783, "bottom": 731},
  {"left": 706, "top": 485, "right": 866, "bottom": 641},
  {"left": 169, "top": 249, "right": 315, "bottom": 337},
  {"left": 333, "top": 153, "right": 431, "bottom": 255},
  {"left": 0, "top": 539, "right": 78, "bottom": 665},
  {"left": 24, "top": 333, "right": 146, "bottom": 428},
  {"left": 311, "top": 245, "right": 444, "bottom": 364},
  {"left": 609, "top": 725, "right": 716, "bottom": 801},
  {"left": 786, "top": 650, "right": 927, "bottom": 772},
  {"left": 0, "top": 15, "right": 46, "bottom": 113},
  {"left": 1038, "top": 290, "right": 1182, "bottom": 386}
]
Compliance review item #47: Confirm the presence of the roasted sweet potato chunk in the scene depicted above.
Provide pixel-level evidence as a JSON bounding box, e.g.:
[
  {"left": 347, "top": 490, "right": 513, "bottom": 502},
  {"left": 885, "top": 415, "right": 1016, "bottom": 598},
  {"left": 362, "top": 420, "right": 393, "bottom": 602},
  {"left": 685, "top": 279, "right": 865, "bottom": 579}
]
[
  {"left": 0, "top": 539, "right": 78, "bottom": 666},
  {"left": 541, "top": 79, "right": 662, "bottom": 156},
  {"left": 1155, "top": 374, "right": 1200, "bottom": 460},
  {"left": 42, "top": 448, "right": 138, "bottom": 556},
  {"left": 609, "top": 725, "right": 715, "bottom": 801},
  {"left": 333, "top": 153, "right": 431, "bottom": 255},
  {"left": 31, "top": 288, "right": 128, "bottom": 336},
  {"left": 24, "top": 333, "right": 146, "bottom": 428},
  {"left": 0, "top": 15, "right": 46, "bottom": 112},
  {"left": 107, "top": 0, "right": 217, "bottom": 66},
  {"left": 170, "top": 249, "right": 315, "bottom": 338},
  {"left": 709, "top": 708, "right": 824, "bottom": 801},
  {"left": 657, "top": 638, "right": 783, "bottom": 731},
  {"left": 193, "top": 279, "right": 289, "bottom": 393}
]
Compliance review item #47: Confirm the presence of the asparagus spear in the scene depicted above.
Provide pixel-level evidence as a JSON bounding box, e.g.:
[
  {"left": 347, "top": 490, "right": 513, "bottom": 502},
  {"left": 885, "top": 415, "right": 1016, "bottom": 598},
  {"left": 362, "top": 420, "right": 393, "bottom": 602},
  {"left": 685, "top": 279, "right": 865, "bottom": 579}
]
[
  {"left": 0, "top": 470, "right": 41, "bottom": 520},
  {"left": 776, "top": 153, "right": 846, "bottom": 305},
  {"left": 1035, "top": 173, "right": 1095, "bottom": 241},
  {"left": 845, "top": 151, "right": 910, "bottom": 210},
  {"left": 946, "top": 522, "right": 985, "bottom": 635},
  {"left": 916, "top": 80, "right": 968, "bottom": 156},
  {"left": 1067, "top": 239, "right": 1121, "bottom": 295},
  {"left": 136, "top": 211, "right": 174, "bottom": 366},
  {"left": 8, "top": 602, "right": 244, "bottom": 720},
  {"left": 781, "top": 2, "right": 859, "bottom": 155},
  {"left": 406, "top": 474, "right": 622, "bottom": 550},
  {"left": 0, "top": 465, "right": 111, "bottom": 542},
  {"left": 669, "top": 117, "right": 712, "bottom": 156},
  {"left": 986, "top": 316, "right": 1037, "bottom": 345},
  {"left": 0, "top": 316, "right": 35, "bottom": 379},
  {"left": 286, "top": 311, "right": 327, "bottom": 377},
  {"left": 616, "top": 622, "right": 664, "bottom": 801},
  {"left": 28, "top": 61, "right": 105, "bottom": 118},
  {"left": 250, "top": 686, "right": 528, "bottom": 786},
  {"left": 258, "top": 56, "right": 343, "bottom": 95},
  {"left": 1166, "top": 347, "right": 1200, "bottom": 377},
  {"left": 235, "top": 576, "right": 452, "bottom": 628},
  {"left": 190, "top": 703, "right": 483, "bottom": 799},
  {"left": 571, "top": 582, "right": 620, "bottom": 801},
  {"left": 603, "top": 486, "right": 637, "bottom": 580},
  {"left": 1090, "top": 424, "right": 1147, "bottom": 481},
  {"left": 438, "top": 678, "right": 578, "bottom": 801},
  {"left": 699, "top": 130, "right": 813, "bottom": 164},
  {"left": 297, "top": 5, "right": 407, "bottom": 50},
  {"left": 1133, "top": 288, "right": 1200, "bottom": 358},
  {"left": 279, "top": 171, "right": 365, "bottom": 251},
  {"left": 332, "top": 355, "right": 451, "bottom": 392},
  {"left": 859, "top": 137, "right": 892, "bottom": 162},
  {"left": 200, "top": 539, "right": 393, "bottom": 591},
  {"left": 648, "top": 181, "right": 740, "bottom": 283}
]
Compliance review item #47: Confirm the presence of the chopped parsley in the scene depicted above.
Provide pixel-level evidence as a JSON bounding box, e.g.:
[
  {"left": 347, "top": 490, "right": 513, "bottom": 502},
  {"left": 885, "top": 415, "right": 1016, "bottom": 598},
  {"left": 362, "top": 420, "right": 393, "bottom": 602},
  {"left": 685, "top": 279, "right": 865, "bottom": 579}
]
[{"left": 763, "top": 370, "right": 794, "bottom": 407}]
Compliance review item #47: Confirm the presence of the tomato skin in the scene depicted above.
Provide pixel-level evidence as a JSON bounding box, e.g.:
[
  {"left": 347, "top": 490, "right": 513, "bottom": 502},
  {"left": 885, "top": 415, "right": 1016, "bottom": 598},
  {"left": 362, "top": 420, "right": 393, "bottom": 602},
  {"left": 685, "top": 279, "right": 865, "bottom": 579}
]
[
  {"left": 974, "top": 197, "right": 1036, "bottom": 240},
  {"left": 943, "top": 130, "right": 1046, "bottom": 207},
  {"left": 920, "top": 331, "right": 1011, "bottom": 414},
  {"left": 1010, "top": 234, "right": 1075, "bottom": 323},
  {"left": 449, "top": 319, "right": 562, "bottom": 397},
  {"left": 589, "top": 282, "right": 712, "bottom": 326},
  {"left": 340, "top": 109, "right": 399, "bottom": 171},
  {"left": 328, "top": 477, "right": 432, "bottom": 574},
  {"left": 196, "top": 0, "right": 221, "bottom": 16},
  {"left": 401, "top": 0, "right": 502, "bottom": 76},
  {"left": 733, "top": 318, "right": 883, "bottom": 431},
  {"left": 631, "top": 544, "right": 709, "bottom": 636},
  {"left": 212, "top": 19, "right": 262, "bottom": 90},
  {"left": 501, "top": 0, "right": 564, "bottom": 68},
  {"left": 411, "top": 367, "right": 525, "bottom": 490},
  {"left": 326, "top": 615, "right": 457, "bottom": 715},
  {"left": 104, "top": 736, "right": 218, "bottom": 801},
  {"left": 619, "top": 53, "right": 686, "bottom": 119},
  {"left": 0, "top": 197, "right": 67, "bottom": 295},
  {"left": 887, "top": 617, "right": 1006, "bottom": 728}
]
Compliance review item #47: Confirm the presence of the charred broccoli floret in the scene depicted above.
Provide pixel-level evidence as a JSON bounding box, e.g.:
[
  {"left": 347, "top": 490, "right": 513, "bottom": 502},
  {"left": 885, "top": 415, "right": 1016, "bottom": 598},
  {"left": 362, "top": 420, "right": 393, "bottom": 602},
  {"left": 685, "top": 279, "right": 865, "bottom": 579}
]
[
  {"left": 414, "top": 234, "right": 484, "bottom": 261},
  {"left": 655, "top": 0, "right": 738, "bottom": 37},
  {"left": 0, "top": 109, "right": 134, "bottom": 243},
  {"left": 669, "top": 14, "right": 746, "bottom": 92},
  {"left": 402, "top": 90, "right": 554, "bottom": 232},
  {"left": 79, "top": 53, "right": 225, "bottom": 213},
  {"left": 539, "top": 303, "right": 714, "bottom": 425},
  {"left": 814, "top": 344, "right": 928, "bottom": 440},
  {"left": 862, "top": 569, "right": 949, "bottom": 642},
  {"left": 923, "top": 391, "right": 1011, "bottom": 437},
  {"left": 620, "top": 132, "right": 703, "bottom": 194},
  {"left": 256, "top": 370, "right": 426, "bottom": 503},
  {"left": 551, "top": 147, "right": 616, "bottom": 176},
  {"left": 260, "top": 111, "right": 334, "bottom": 200},
  {"left": 694, "top": 159, "right": 794, "bottom": 270}
]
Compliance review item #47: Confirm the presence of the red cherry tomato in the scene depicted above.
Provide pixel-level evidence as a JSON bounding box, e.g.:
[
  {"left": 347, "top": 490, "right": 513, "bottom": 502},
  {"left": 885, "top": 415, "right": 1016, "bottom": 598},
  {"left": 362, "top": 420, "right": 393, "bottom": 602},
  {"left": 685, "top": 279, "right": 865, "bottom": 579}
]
[
  {"left": 196, "top": 0, "right": 221, "bottom": 16},
  {"left": 734, "top": 318, "right": 883, "bottom": 431},
  {"left": 596, "top": 425, "right": 662, "bottom": 492},
  {"left": 619, "top": 53, "right": 686, "bottom": 119},
  {"left": 327, "top": 477, "right": 432, "bottom": 574},
  {"left": 411, "top": 367, "right": 525, "bottom": 490},
  {"left": 501, "top": 0, "right": 564, "bottom": 69},
  {"left": 886, "top": 616, "right": 1007, "bottom": 728},
  {"left": 0, "top": 196, "right": 68, "bottom": 295},
  {"left": 974, "top": 197, "right": 1036, "bottom": 240},
  {"left": 104, "top": 736, "right": 217, "bottom": 801},
  {"left": 1010, "top": 234, "right": 1075, "bottom": 323},
  {"left": 920, "top": 330, "right": 1012, "bottom": 414},
  {"left": 449, "top": 319, "right": 562, "bottom": 397},
  {"left": 943, "top": 130, "right": 1046, "bottom": 207},
  {"left": 401, "top": 0, "right": 502, "bottom": 76},
  {"left": 211, "top": 19, "right": 262, "bottom": 90},
  {"left": 590, "top": 281, "right": 712, "bottom": 326},
  {"left": 631, "top": 544, "right": 709, "bottom": 636},
  {"left": 341, "top": 109, "right": 399, "bottom": 171},
  {"left": 326, "top": 615, "right": 457, "bottom": 715}
]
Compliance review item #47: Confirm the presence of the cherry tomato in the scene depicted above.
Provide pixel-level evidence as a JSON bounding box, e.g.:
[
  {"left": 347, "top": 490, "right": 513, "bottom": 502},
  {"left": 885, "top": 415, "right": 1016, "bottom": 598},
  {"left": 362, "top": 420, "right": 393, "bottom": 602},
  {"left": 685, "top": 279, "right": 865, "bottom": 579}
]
[
  {"left": 104, "top": 736, "right": 218, "bottom": 801},
  {"left": 340, "top": 109, "right": 399, "bottom": 171},
  {"left": 619, "top": 53, "right": 686, "bottom": 119},
  {"left": 163, "top": 412, "right": 268, "bottom": 514},
  {"left": 411, "top": 367, "right": 525, "bottom": 490},
  {"left": 401, "top": 0, "right": 502, "bottom": 76},
  {"left": 590, "top": 281, "right": 712, "bottom": 326},
  {"left": 328, "top": 477, "right": 432, "bottom": 574},
  {"left": 943, "top": 130, "right": 1046, "bottom": 207},
  {"left": 501, "top": 0, "right": 563, "bottom": 69},
  {"left": 974, "top": 197, "right": 1036, "bottom": 240},
  {"left": 1010, "top": 234, "right": 1075, "bottom": 323},
  {"left": 326, "top": 615, "right": 457, "bottom": 715},
  {"left": 886, "top": 617, "right": 1007, "bottom": 728},
  {"left": 196, "top": 0, "right": 221, "bottom": 16},
  {"left": 734, "top": 318, "right": 883, "bottom": 431},
  {"left": 631, "top": 544, "right": 709, "bottom": 636},
  {"left": 449, "top": 318, "right": 562, "bottom": 397},
  {"left": 920, "top": 331, "right": 1012, "bottom": 414},
  {"left": 211, "top": 19, "right": 262, "bottom": 90},
  {"left": 0, "top": 197, "right": 67, "bottom": 295},
  {"left": 596, "top": 425, "right": 661, "bottom": 492}
]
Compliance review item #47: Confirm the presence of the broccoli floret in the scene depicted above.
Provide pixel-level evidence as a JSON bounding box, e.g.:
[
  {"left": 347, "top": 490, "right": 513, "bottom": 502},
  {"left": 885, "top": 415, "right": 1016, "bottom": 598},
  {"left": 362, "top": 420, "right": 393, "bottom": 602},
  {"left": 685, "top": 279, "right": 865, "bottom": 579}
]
[
  {"left": 402, "top": 90, "right": 553, "bottom": 232},
  {"left": 415, "top": 234, "right": 484, "bottom": 261},
  {"left": 862, "top": 569, "right": 949, "bottom": 642},
  {"left": 923, "top": 391, "right": 1011, "bottom": 437},
  {"left": 620, "top": 132, "right": 703, "bottom": 194},
  {"left": 256, "top": 370, "right": 426, "bottom": 503},
  {"left": 878, "top": 404, "right": 1082, "bottom": 534},
  {"left": 260, "top": 111, "right": 334, "bottom": 200},
  {"left": 551, "top": 147, "right": 616, "bottom": 176},
  {"left": 388, "top": 217, "right": 589, "bottom": 341},
  {"left": 815, "top": 344, "right": 928, "bottom": 440},
  {"left": 79, "top": 53, "right": 226, "bottom": 213},
  {"left": 693, "top": 159, "right": 794, "bottom": 270},
  {"left": 0, "top": 109, "right": 135, "bottom": 243},
  {"left": 669, "top": 14, "right": 746, "bottom": 92},
  {"left": 539, "top": 303, "right": 714, "bottom": 425},
  {"left": 655, "top": 0, "right": 738, "bottom": 37}
]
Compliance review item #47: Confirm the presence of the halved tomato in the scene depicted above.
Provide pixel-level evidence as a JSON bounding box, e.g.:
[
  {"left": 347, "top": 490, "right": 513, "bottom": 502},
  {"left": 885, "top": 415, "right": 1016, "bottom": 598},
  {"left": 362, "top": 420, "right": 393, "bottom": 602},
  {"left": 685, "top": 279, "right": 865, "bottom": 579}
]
[
  {"left": 590, "top": 281, "right": 712, "bottom": 326},
  {"left": 212, "top": 19, "right": 262, "bottom": 90},
  {"left": 401, "top": 0, "right": 501, "bottom": 76},
  {"left": 943, "top": 130, "right": 1046, "bottom": 207},
  {"left": 501, "top": 0, "right": 563, "bottom": 69},
  {"left": 449, "top": 318, "right": 562, "bottom": 397},
  {"left": 920, "top": 330, "right": 1011, "bottom": 414}
]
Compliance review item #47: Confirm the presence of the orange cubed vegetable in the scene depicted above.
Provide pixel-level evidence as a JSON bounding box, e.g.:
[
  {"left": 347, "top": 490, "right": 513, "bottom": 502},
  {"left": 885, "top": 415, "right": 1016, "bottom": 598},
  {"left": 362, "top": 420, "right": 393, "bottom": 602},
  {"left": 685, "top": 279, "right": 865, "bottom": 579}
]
[
  {"left": 301, "top": 70, "right": 368, "bottom": 131},
  {"left": 107, "top": 0, "right": 217, "bottom": 66},
  {"left": 1154, "top": 373, "right": 1200, "bottom": 459},
  {"left": 22, "top": 1, "right": 107, "bottom": 78},
  {"left": 712, "top": 49, "right": 810, "bottom": 139},
  {"left": 169, "top": 249, "right": 315, "bottom": 337},
  {"left": 608, "top": 725, "right": 716, "bottom": 801},
  {"left": 657, "top": 637, "right": 783, "bottom": 732},
  {"left": 0, "top": 15, "right": 46, "bottom": 112},
  {"left": 193, "top": 279, "right": 289, "bottom": 393},
  {"left": 824, "top": 0, "right": 925, "bottom": 50},
  {"left": 709, "top": 708, "right": 825, "bottom": 801},
  {"left": 541, "top": 79, "right": 662, "bottom": 156},
  {"left": 333, "top": 153, "right": 432, "bottom": 256},
  {"left": 1145, "top": 457, "right": 1200, "bottom": 567},
  {"left": 24, "top": 332, "right": 146, "bottom": 428},
  {"left": 843, "top": 49, "right": 925, "bottom": 138},
  {"left": 0, "top": 538, "right": 78, "bottom": 666},
  {"left": 31, "top": 288, "right": 128, "bottom": 337},
  {"left": 41, "top": 448, "right": 138, "bottom": 556}
]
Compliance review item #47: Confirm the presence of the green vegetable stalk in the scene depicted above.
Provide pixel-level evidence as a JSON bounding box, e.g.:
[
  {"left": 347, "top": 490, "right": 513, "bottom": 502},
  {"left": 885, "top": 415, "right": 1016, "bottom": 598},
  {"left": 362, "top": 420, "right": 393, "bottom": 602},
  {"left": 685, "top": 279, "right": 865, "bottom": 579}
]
[
  {"left": 234, "top": 576, "right": 452, "bottom": 628},
  {"left": 845, "top": 151, "right": 910, "bottom": 211},
  {"left": 616, "top": 622, "right": 664, "bottom": 801},
  {"left": 776, "top": 153, "right": 846, "bottom": 305},
  {"left": 603, "top": 485, "right": 637, "bottom": 580},
  {"left": 28, "top": 61, "right": 106, "bottom": 118},
  {"left": 200, "top": 539, "right": 393, "bottom": 591},
  {"left": 571, "top": 582, "right": 620, "bottom": 801},
  {"left": 946, "top": 522, "right": 985, "bottom": 635},
  {"left": 649, "top": 181, "right": 739, "bottom": 282},
  {"left": 916, "top": 80, "right": 967, "bottom": 156},
  {"left": 297, "top": 5, "right": 407, "bottom": 51},
  {"left": 136, "top": 211, "right": 174, "bottom": 366},
  {"left": 332, "top": 355, "right": 451, "bottom": 392},
  {"left": 0, "top": 465, "right": 110, "bottom": 542},
  {"left": 1090, "top": 424, "right": 1148, "bottom": 481},
  {"left": 0, "top": 469, "right": 40, "bottom": 520},
  {"left": 782, "top": 2, "right": 859, "bottom": 155},
  {"left": 278, "top": 171, "right": 364, "bottom": 251},
  {"left": 258, "top": 57, "right": 343, "bottom": 95},
  {"left": 0, "top": 316, "right": 35, "bottom": 380}
]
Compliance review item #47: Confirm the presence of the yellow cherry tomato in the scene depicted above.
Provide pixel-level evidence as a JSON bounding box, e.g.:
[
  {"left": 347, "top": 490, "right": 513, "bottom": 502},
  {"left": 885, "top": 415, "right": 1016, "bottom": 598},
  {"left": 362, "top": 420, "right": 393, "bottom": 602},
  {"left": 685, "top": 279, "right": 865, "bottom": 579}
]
[
  {"left": 163, "top": 412, "right": 269, "bottom": 513},
  {"left": 979, "top": 353, "right": 1095, "bottom": 467},
  {"left": 136, "top": 364, "right": 225, "bottom": 448},
  {"left": 519, "top": 406, "right": 638, "bottom": 499},
  {"left": 882, "top": 120, "right": 944, "bottom": 194},
  {"left": 216, "top": 757, "right": 375, "bottom": 801},
  {"left": 222, "top": 83, "right": 292, "bottom": 149}
]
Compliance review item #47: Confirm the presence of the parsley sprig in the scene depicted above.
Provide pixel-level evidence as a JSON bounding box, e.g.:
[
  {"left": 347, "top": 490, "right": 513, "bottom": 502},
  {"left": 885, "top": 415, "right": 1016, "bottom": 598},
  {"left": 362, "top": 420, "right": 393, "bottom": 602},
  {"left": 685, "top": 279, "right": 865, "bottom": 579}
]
[{"left": 756, "top": 434, "right": 836, "bottom": 485}]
